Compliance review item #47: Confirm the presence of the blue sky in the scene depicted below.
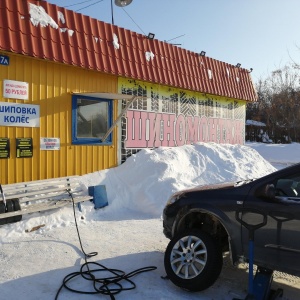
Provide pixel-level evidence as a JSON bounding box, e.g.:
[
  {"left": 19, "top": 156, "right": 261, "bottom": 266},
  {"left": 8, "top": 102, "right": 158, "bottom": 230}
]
[{"left": 46, "top": 0, "right": 300, "bottom": 83}]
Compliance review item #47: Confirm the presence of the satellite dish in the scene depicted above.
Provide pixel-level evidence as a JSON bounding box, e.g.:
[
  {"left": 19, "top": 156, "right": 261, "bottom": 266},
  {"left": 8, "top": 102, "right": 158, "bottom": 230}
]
[{"left": 115, "top": 0, "right": 133, "bottom": 7}]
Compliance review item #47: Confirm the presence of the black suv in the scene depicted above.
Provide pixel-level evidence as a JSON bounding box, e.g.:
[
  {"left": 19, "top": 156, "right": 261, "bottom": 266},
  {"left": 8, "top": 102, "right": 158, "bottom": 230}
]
[{"left": 163, "top": 162, "right": 300, "bottom": 291}]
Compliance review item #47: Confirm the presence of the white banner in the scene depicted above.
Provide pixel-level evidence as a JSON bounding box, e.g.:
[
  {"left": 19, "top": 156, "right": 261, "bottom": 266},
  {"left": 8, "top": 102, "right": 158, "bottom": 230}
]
[
  {"left": 0, "top": 102, "right": 40, "bottom": 127},
  {"left": 40, "top": 138, "right": 60, "bottom": 150},
  {"left": 3, "top": 80, "right": 29, "bottom": 100}
]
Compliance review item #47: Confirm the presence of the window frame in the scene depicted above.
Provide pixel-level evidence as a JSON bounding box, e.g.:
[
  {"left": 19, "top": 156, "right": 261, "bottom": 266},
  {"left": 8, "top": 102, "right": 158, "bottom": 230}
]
[{"left": 71, "top": 95, "right": 113, "bottom": 145}]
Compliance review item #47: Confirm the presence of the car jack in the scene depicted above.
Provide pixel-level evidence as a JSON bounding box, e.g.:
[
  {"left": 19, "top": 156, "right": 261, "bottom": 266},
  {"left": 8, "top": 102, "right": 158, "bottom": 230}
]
[
  {"left": 235, "top": 267, "right": 283, "bottom": 300},
  {"left": 233, "top": 267, "right": 283, "bottom": 300},
  {"left": 234, "top": 209, "right": 283, "bottom": 300}
]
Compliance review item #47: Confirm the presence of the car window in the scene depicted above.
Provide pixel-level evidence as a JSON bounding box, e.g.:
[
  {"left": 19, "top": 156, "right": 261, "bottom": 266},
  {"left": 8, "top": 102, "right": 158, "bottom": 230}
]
[{"left": 275, "top": 175, "right": 300, "bottom": 198}]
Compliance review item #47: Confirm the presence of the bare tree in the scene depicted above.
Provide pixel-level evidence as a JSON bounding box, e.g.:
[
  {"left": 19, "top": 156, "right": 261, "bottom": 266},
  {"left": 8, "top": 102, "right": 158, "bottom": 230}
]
[{"left": 247, "top": 65, "right": 300, "bottom": 143}]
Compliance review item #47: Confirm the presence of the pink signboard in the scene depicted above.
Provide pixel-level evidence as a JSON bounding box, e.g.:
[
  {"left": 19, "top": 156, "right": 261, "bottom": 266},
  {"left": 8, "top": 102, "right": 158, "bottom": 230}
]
[{"left": 125, "top": 110, "right": 243, "bottom": 148}]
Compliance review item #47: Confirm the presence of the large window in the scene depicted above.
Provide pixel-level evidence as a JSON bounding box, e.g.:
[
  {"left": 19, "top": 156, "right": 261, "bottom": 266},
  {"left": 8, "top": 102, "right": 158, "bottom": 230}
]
[{"left": 72, "top": 95, "right": 112, "bottom": 144}]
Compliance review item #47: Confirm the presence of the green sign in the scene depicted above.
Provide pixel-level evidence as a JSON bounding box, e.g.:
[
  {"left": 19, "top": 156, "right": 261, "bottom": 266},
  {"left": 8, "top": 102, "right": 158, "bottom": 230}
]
[
  {"left": 0, "top": 138, "right": 9, "bottom": 158},
  {"left": 16, "top": 138, "right": 33, "bottom": 158}
]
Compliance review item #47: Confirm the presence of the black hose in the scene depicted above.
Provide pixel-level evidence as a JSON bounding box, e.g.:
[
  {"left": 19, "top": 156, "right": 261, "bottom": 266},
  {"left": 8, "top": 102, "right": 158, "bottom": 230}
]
[{"left": 55, "top": 190, "right": 157, "bottom": 299}]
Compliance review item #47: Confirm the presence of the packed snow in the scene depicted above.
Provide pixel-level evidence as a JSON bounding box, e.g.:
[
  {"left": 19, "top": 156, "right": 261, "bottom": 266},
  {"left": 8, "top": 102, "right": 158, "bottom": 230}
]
[
  {"left": 1, "top": 142, "right": 300, "bottom": 300},
  {"left": 80, "top": 143, "right": 276, "bottom": 218}
]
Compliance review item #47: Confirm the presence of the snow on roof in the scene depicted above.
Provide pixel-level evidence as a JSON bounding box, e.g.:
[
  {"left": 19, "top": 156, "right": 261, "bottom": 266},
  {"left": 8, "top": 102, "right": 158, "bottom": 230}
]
[{"left": 0, "top": 0, "right": 257, "bottom": 101}]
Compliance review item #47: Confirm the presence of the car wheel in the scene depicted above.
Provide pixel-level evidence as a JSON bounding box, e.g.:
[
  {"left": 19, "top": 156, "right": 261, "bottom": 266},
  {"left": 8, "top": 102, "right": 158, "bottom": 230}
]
[{"left": 164, "top": 230, "right": 223, "bottom": 292}]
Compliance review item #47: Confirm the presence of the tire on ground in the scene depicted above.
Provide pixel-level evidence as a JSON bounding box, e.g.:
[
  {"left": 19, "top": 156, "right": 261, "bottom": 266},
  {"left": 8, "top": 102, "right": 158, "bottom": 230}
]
[
  {"left": 0, "top": 199, "right": 22, "bottom": 225},
  {"left": 0, "top": 201, "right": 6, "bottom": 226},
  {"left": 12, "top": 199, "right": 22, "bottom": 223},
  {"left": 4, "top": 199, "right": 15, "bottom": 224}
]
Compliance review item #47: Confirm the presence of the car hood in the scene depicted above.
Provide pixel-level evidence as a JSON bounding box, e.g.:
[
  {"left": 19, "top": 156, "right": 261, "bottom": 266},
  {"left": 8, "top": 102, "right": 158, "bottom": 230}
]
[{"left": 172, "top": 182, "right": 236, "bottom": 198}]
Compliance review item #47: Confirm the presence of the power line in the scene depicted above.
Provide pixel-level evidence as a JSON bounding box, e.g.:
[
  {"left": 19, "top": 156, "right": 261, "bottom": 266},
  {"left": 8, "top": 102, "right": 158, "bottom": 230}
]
[
  {"left": 75, "top": 0, "right": 104, "bottom": 12},
  {"left": 166, "top": 34, "right": 185, "bottom": 43},
  {"left": 121, "top": 7, "right": 146, "bottom": 35},
  {"left": 64, "top": 0, "right": 97, "bottom": 8},
  {"left": 56, "top": 0, "right": 147, "bottom": 37}
]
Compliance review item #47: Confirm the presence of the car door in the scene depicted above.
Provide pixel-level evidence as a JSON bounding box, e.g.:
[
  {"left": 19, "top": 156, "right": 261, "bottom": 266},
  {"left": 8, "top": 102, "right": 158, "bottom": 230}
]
[{"left": 240, "top": 171, "right": 300, "bottom": 275}]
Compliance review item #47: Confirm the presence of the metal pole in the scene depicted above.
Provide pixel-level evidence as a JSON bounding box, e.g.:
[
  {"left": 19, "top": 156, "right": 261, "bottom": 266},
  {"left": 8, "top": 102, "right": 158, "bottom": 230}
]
[
  {"left": 111, "top": 0, "right": 114, "bottom": 25},
  {"left": 101, "top": 96, "right": 147, "bottom": 142}
]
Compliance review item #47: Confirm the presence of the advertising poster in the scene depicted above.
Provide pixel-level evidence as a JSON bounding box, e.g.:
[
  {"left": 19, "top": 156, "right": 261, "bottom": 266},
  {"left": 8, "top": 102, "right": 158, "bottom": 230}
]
[
  {"left": 16, "top": 138, "right": 33, "bottom": 158},
  {"left": 0, "top": 138, "right": 10, "bottom": 158}
]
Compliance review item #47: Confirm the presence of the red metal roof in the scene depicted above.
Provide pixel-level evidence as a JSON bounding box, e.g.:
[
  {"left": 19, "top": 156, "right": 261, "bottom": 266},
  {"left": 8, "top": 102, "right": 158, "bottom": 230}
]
[{"left": 0, "top": 0, "right": 257, "bottom": 101}]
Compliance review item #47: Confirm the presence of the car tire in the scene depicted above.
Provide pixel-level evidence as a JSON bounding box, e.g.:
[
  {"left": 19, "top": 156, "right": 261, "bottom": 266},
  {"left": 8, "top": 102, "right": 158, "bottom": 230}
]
[
  {"left": 12, "top": 199, "right": 22, "bottom": 223},
  {"left": 4, "top": 199, "right": 15, "bottom": 224},
  {"left": 164, "top": 229, "right": 223, "bottom": 292},
  {"left": 0, "top": 201, "right": 6, "bottom": 226}
]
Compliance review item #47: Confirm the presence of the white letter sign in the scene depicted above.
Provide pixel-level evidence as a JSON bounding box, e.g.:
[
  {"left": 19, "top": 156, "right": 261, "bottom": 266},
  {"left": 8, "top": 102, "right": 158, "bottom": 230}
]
[{"left": 3, "top": 79, "right": 29, "bottom": 100}]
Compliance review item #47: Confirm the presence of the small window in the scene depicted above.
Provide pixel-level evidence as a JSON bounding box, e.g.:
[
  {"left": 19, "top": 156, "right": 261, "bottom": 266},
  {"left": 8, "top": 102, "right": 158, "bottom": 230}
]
[{"left": 72, "top": 95, "right": 112, "bottom": 144}]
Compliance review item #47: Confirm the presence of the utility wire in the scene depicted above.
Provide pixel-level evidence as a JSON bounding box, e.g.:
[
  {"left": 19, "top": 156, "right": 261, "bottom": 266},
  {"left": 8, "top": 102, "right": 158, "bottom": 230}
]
[
  {"left": 166, "top": 34, "right": 185, "bottom": 42},
  {"left": 121, "top": 7, "right": 146, "bottom": 36},
  {"left": 57, "top": 0, "right": 147, "bottom": 37},
  {"left": 76, "top": 0, "right": 105, "bottom": 12},
  {"left": 64, "top": 0, "right": 97, "bottom": 8}
]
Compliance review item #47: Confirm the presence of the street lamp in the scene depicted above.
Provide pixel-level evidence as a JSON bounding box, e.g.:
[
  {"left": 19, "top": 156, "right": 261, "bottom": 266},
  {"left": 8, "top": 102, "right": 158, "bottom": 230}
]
[{"left": 111, "top": 0, "right": 133, "bottom": 25}]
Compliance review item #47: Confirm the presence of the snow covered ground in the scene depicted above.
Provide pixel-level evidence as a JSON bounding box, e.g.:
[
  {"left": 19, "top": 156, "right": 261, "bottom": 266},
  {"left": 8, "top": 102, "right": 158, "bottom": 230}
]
[{"left": 1, "top": 142, "right": 300, "bottom": 300}]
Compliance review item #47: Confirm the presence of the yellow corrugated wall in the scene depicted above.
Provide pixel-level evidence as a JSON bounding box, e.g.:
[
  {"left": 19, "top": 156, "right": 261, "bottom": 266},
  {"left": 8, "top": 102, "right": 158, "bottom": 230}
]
[{"left": 0, "top": 53, "right": 118, "bottom": 184}]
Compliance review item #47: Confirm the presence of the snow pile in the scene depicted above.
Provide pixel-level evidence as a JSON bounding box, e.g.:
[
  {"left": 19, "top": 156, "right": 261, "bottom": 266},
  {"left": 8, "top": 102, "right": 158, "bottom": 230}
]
[
  {"left": 0, "top": 143, "right": 276, "bottom": 240},
  {"left": 29, "top": 3, "right": 58, "bottom": 29},
  {"left": 80, "top": 142, "right": 275, "bottom": 217}
]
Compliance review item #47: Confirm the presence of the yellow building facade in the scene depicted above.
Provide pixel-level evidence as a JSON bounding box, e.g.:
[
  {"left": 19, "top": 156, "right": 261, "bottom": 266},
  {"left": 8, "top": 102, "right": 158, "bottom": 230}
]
[
  {"left": 0, "top": 52, "right": 248, "bottom": 185},
  {"left": 0, "top": 2, "right": 257, "bottom": 184},
  {"left": 0, "top": 53, "right": 119, "bottom": 184}
]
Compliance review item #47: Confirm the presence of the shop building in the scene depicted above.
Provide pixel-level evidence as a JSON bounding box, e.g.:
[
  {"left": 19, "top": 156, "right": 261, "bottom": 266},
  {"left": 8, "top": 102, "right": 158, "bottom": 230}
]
[{"left": 0, "top": 0, "right": 257, "bottom": 184}]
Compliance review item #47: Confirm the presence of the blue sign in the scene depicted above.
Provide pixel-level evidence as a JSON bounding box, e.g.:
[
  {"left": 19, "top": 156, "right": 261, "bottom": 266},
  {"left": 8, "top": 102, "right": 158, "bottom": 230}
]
[{"left": 0, "top": 55, "right": 9, "bottom": 66}]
